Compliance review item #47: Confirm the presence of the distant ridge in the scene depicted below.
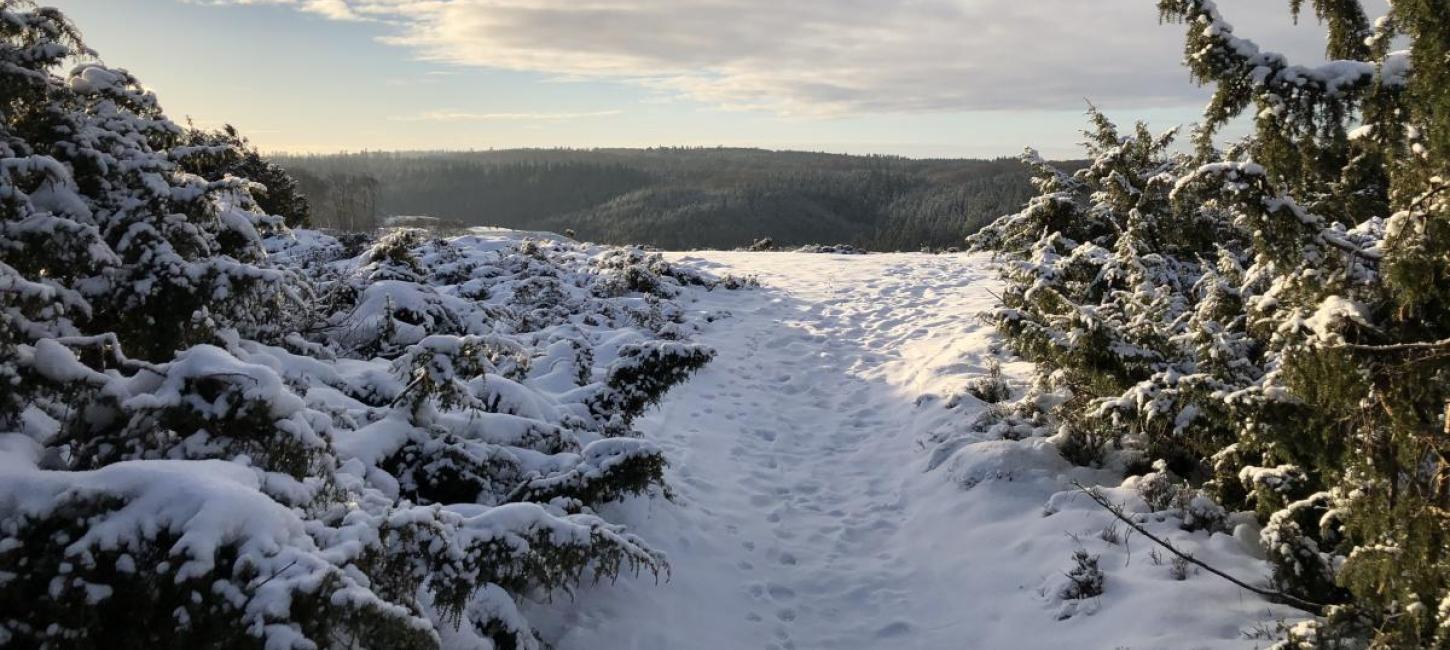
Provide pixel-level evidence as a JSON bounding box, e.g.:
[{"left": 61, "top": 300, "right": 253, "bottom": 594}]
[{"left": 275, "top": 148, "right": 1084, "bottom": 251}]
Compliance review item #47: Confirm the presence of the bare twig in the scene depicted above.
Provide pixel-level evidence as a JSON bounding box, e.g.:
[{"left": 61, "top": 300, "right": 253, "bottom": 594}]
[
  {"left": 239, "top": 559, "right": 300, "bottom": 613},
  {"left": 388, "top": 375, "right": 426, "bottom": 408},
  {"left": 1070, "top": 481, "right": 1326, "bottom": 615}
]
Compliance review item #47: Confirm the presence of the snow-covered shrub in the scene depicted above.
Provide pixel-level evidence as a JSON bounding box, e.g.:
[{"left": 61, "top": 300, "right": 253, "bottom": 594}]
[
  {"left": 391, "top": 334, "right": 518, "bottom": 415},
  {"left": 510, "top": 437, "right": 667, "bottom": 503},
  {"left": 1050, "top": 421, "right": 1113, "bottom": 468},
  {"left": 364, "top": 228, "right": 431, "bottom": 281},
  {"left": 744, "top": 237, "right": 775, "bottom": 251},
  {"left": 593, "top": 341, "right": 715, "bottom": 432},
  {"left": 60, "top": 344, "right": 333, "bottom": 481},
  {"left": 1132, "top": 461, "right": 1183, "bottom": 512},
  {"left": 0, "top": 5, "right": 734, "bottom": 646},
  {"left": 1059, "top": 549, "right": 1105, "bottom": 600},
  {"left": 0, "top": 21, "right": 300, "bottom": 362},
  {"left": 1169, "top": 555, "right": 1192, "bottom": 582},
  {"left": 947, "top": 376, "right": 1057, "bottom": 443},
  {"left": 964, "top": 359, "right": 1011, "bottom": 404},
  {"left": 1176, "top": 491, "right": 1228, "bottom": 533},
  {"left": 714, "top": 273, "right": 761, "bottom": 290},
  {"left": 793, "top": 243, "right": 865, "bottom": 255},
  {"left": 1259, "top": 493, "right": 1346, "bottom": 606},
  {"left": 0, "top": 462, "right": 437, "bottom": 650},
  {"left": 593, "top": 247, "right": 710, "bottom": 298}
]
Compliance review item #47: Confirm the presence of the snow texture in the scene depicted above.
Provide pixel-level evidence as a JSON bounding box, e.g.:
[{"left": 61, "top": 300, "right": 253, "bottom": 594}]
[{"left": 525, "top": 251, "right": 1300, "bottom": 649}]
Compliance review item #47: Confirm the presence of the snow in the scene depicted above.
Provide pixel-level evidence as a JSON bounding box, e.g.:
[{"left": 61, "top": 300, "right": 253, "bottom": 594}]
[
  {"left": 1301, "top": 296, "right": 1373, "bottom": 342},
  {"left": 528, "top": 250, "right": 1299, "bottom": 649}
]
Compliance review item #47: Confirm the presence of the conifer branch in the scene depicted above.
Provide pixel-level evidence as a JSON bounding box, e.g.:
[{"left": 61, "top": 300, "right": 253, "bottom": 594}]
[
  {"left": 51, "top": 333, "right": 162, "bottom": 375},
  {"left": 1317, "top": 232, "right": 1381, "bottom": 263},
  {"left": 1070, "top": 482, "right": 1326, "bottom": 615},
  {"left": 1402, "top": 181, "right": 1450, "bottom": 219},
  {"left": 1333, "top": 337, "right": 1450, "bottom": 355}
]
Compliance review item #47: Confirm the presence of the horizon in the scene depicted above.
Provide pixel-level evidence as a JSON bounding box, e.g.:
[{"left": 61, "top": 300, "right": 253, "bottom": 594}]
[
  {"left": 262, "top": 144, "right": 1077, "bottom": 161},
  {"left": 57, "top": 0, "right": 1374, "bottom": 159}
]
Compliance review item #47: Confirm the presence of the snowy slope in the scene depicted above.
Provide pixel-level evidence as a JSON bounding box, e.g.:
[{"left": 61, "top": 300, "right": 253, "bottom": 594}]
[{"left": 530, "top": 251, "right": 1301, "bottom": 650}]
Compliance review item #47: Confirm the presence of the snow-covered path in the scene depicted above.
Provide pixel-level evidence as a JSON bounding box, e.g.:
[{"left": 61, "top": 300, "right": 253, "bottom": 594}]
[{"left": 531, "top": 252, "right": 1293, "bottom": 650}]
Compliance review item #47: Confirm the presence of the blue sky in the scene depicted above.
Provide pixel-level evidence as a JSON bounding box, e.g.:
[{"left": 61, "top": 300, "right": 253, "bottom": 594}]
[{"left": 55, "top": 1, "right": 1356, "bottom": 158}]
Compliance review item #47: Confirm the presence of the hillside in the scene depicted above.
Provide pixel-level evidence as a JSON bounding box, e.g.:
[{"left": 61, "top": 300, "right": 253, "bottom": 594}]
[{"left": 274, "top": 149, "right": 1063, "bottom": 251}]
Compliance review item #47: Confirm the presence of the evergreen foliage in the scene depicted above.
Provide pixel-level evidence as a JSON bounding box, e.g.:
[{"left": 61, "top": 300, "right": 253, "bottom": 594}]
[
  {"left": 0, "top": 4, "right": 730, "bottom": 646},
  {"left": 975, "top": 1, "right": 1450, "bottom": 645},
  {"left": 179, "top": 124, "right": 313, "bottom": 229}
]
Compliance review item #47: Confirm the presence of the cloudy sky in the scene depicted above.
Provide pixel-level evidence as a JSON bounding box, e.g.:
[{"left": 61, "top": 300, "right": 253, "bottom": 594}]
[{"left": 58, "top": 0, "right": 1369, "bottom": 157}]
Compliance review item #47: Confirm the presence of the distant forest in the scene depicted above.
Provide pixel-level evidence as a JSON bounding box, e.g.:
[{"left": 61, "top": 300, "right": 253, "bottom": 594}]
[{"left": 274, "top": 148, "right": 1076, "bottom": 251}]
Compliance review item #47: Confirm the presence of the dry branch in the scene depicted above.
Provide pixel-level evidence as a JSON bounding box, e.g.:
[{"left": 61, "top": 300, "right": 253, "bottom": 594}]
[{"left": 1070, "top": 481, "right": 1326, "bottom": 615}]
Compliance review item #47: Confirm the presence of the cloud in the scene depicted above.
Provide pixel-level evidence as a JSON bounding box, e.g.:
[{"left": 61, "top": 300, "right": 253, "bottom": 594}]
[
  {"left": 391, "top": 109, "right": 624, "bottom": 121},
  {"left": 299, "top": 0, "right": 365, "bottom": 20},
  {"left": 209, "top": 0, "right": 1362, "bottom": 115},
  {"left": 195, "top": 0, "right": 368, "bottom": 21}
]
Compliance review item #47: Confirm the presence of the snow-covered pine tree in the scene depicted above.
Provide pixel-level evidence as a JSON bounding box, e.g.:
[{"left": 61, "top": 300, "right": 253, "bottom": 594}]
[
  {"left": 0, "top": 2, "right": 300, "bottom": 364},
  {"left": 179, "top": 124, "right": 313, "bottom": 229},
  {"left": 978, "top": 1, "right": 1450, "bottom": 645},
  {"left": 1157, "top": 1, "right": 1450, "bottom": 645},
  {"left": 971, "top": 110, "right": 1238, "bottom": 470}
]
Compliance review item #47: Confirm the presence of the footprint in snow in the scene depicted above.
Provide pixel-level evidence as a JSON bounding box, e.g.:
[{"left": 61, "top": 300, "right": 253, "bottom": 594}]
[
  {"left": 876, "top": 621, "right": 913, "bottom": 638},
  {"left": 766, "top": 583, "right": 796, "bottom": 600}
]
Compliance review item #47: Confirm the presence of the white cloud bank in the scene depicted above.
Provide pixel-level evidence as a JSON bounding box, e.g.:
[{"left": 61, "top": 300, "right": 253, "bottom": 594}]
[{"left": 215, "top": 0, "right": 1356, "bottom": 115}]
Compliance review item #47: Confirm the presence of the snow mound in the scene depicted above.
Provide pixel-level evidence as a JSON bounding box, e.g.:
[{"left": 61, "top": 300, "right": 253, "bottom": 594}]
[{"left": 944, "top": 438, "right": 1069, "bottom": 490}]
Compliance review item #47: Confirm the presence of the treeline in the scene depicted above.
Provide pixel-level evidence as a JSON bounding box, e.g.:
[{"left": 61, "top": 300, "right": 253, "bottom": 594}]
[{"left": 275, "top": 148, "right": 1062, "bottom": 250}]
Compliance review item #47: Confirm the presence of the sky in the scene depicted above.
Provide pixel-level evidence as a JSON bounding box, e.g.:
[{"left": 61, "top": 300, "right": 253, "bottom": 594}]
[{"left": 54, "top": 0, "right": 1370, "bottom": 158}]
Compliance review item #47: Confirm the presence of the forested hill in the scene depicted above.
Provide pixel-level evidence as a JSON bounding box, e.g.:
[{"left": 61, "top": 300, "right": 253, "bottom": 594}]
[{"left": 274, "top": 148, "right": 1071, "bottom": 250}]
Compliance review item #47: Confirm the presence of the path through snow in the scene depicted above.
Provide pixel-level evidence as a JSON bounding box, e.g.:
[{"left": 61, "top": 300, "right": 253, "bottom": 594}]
[{"left": 531, "top": 252, "right": 1297, "bottom": 650}]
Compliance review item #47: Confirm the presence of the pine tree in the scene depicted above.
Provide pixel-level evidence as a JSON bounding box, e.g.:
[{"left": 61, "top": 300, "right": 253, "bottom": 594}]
[
  {"left": 179, "top": 124, "right": 313, "bottom": 229},
  {"left": 978, "top": 1, "right": 1450, "bottom": 645},
  {"left": 1156, "top": 1, "right": 1450, "bottom": 644}
]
